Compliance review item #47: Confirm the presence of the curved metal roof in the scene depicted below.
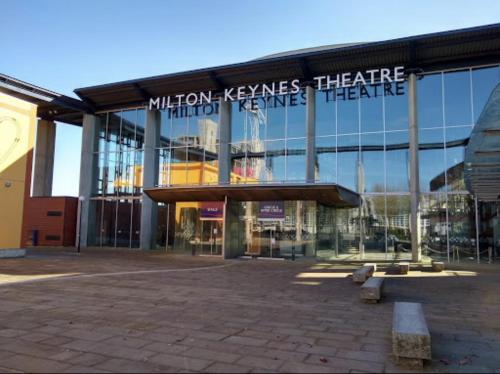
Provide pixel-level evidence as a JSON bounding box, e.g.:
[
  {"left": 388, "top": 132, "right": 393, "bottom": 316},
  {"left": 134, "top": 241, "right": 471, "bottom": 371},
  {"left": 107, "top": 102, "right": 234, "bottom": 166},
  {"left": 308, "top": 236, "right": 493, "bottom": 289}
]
[
  {"left": 74, "top": 23, "right": 500, "bottom": 112},
  {"left": 465, "top": 83, "right": 500, "bottom": 201}
]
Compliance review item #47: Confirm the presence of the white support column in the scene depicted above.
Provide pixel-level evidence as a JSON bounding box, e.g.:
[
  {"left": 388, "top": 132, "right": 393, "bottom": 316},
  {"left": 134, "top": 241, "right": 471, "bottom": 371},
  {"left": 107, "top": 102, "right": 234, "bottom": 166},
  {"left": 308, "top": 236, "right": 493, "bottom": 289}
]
[
  {"left": 408, "top": 73, "right": 421, "bottom": 262},
  {"left": 140, "top": 109, "right": 160, "bottom": 250},
  {"left": 78, "top": 114, "right": 99, "bottom": 247},
  {"left": 32, "top": 119, "right": 56, "bottom": 196}
]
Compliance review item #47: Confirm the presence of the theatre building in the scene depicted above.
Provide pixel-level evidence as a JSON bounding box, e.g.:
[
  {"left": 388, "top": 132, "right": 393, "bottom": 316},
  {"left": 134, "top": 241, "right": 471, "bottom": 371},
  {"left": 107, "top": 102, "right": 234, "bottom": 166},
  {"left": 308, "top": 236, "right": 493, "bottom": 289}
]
[{"left": 2, "top": 24, "right": 500, "bottom": 262}]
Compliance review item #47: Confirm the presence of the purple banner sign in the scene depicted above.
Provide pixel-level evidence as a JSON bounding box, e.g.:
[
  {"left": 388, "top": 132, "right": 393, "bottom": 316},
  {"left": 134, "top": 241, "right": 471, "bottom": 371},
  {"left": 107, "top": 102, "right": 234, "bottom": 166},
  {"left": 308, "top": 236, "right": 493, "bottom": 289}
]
[
  {"left": 258, "top": 201, "right": 285, "bottom": 221},
  {"left": 200, "top": 202, "right": 224, "bottom": 221}
]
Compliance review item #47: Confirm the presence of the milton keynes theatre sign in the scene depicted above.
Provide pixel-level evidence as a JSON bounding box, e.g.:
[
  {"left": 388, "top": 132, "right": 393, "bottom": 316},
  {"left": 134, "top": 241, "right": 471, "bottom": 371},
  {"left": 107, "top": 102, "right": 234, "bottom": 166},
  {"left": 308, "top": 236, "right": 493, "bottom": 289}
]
[{"left": 149, "top": 66, "right": 406, "bottom": 111}]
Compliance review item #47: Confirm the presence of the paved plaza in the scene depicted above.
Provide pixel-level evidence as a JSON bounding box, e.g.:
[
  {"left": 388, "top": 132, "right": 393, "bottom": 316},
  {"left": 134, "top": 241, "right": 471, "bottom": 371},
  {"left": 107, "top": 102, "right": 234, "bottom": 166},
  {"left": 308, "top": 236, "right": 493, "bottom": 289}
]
[{"left": 0, "top": 248, "right": 499, "bottom": 373}]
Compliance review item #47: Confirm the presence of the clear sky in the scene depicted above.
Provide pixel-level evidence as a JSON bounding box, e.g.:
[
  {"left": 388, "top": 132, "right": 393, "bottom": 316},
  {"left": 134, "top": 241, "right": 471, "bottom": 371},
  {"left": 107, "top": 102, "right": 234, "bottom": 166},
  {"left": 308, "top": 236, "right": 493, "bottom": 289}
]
[{"left": 2, "top": 0, "right": 500, "bottom": 196}]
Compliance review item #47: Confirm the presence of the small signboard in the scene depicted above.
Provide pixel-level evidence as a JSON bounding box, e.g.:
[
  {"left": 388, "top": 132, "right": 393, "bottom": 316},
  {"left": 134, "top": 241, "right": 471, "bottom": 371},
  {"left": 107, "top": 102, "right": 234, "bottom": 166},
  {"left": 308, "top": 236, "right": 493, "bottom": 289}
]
[
  {"left": 200, "top": 202, "right": 224, "bottom": 221},
  {"left": 258, "top": 201, "right": 285, "bottom": 222}
]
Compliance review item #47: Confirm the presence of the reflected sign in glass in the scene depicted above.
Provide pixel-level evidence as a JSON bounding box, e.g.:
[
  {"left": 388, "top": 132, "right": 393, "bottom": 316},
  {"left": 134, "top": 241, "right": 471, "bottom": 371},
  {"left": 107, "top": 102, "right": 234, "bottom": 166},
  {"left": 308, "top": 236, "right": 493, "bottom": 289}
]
[
  {"left": 258, "top": 201, "right": 285, "bottom": 221},
  {"left": 200, "top": 202, "right": 224, "bottom": 221}
]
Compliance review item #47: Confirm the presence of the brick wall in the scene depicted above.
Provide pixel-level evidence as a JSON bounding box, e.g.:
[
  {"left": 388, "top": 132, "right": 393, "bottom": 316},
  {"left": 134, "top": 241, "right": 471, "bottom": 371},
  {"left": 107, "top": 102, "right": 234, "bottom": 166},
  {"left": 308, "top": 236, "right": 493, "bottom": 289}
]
[{"left": 21, "top": 196, "right": 78, "bottom": 247}]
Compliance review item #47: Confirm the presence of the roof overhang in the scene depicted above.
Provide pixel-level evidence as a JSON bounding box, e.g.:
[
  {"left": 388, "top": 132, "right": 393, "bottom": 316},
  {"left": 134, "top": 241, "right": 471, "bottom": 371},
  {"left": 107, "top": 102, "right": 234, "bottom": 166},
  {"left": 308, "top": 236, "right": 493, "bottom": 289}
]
[
  {"left": 465, "top": 83, "right": 500, "bottom": 201},
  {"left": 144, "top": 183, "right": 360, "bottom": 208},
  {"left": 75, "top": 23, "right": 500, "bottom": 112},
  {"left": 0, "top": 74, "right": 91, "bottom": 126}
]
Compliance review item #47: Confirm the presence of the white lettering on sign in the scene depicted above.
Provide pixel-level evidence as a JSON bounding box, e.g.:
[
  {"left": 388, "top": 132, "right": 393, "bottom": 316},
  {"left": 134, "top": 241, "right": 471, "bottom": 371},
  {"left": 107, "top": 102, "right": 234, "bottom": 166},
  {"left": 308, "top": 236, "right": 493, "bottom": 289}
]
[{"left": 148, "top": 66, "right": 406, "bottom": 110}]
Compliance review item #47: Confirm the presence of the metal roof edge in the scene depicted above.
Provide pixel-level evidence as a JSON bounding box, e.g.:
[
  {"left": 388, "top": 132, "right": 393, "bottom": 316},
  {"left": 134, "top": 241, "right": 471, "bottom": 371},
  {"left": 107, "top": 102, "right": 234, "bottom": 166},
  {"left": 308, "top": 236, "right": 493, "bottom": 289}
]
[{"left": 74, "top": 22, "right": 500, "bottom": 97}]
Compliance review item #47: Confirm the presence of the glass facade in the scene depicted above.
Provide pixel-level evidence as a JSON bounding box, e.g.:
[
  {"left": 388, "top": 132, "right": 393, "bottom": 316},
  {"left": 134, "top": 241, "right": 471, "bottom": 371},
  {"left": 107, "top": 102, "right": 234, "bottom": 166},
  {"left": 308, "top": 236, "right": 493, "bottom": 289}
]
[
  {"left": 89, "top": 63, "right": 500, "bottom": 262},
  {"left": 417, "top": 66, "right": 500, "bottom": 260},
  {"left": 90, "top": 108, "right": 145, "bottom": 248},
  {"left": 230, "top": 93, "right": 306, "bottom": 184}
]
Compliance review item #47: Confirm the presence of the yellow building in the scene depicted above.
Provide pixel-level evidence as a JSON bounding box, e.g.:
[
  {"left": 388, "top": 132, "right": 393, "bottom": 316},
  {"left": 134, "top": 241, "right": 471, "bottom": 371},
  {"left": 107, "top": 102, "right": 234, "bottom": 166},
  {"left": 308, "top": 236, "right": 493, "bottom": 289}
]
[{"left": 0, "top": 92, "right": 36, "bottom": 249}]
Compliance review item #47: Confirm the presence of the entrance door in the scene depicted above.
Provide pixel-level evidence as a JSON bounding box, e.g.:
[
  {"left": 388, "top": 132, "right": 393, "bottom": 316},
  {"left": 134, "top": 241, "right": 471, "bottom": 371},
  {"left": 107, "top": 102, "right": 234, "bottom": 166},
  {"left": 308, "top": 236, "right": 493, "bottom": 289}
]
[
  {"left": 243, "top": 201, "right": 314, "bottom": 258},
  {"left": 200, "top": 220, "right": 223, "bottom": 256}
]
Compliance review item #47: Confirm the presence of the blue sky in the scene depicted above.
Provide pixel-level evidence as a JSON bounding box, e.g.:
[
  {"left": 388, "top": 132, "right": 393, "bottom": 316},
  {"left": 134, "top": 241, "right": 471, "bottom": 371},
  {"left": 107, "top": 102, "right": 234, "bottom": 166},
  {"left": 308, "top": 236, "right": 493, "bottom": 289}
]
[{"left": 2, "top": 0, "right": 500, "bottom": 196}]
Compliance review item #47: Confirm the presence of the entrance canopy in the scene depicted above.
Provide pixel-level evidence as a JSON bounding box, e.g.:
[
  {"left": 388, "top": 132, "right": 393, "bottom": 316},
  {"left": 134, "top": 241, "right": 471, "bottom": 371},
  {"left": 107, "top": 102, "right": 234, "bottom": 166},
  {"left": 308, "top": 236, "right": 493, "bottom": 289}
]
[{"left": 144, "top": 183, "right": 360, "bottom": 208}]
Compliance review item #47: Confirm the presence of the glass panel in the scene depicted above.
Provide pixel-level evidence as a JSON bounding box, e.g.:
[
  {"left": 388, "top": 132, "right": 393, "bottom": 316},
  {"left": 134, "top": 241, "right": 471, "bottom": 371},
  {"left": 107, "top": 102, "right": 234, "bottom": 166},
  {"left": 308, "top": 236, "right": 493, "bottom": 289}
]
[
  {"left": 360, "top": 87, "right": 383, "bottom": 132},
  {"left": 286, "top": 138, "right": 306, "bottom": 182},
  {"left": 116, "top": 199, "right": 131, "bottom": 247},
  {"left": 93, "top": 153, "right": 105, "bottom": 196},
  {"left": 337, "top": 134, "right": 358, "bottom": 191},
  {"left": 316, "top": 204, "right": 337, "bottom": 258},
  {"left": 444, "top": 70, "right": 472, "bottom": 126},
  {"left": 472, "top": 66, "right": 500, "bottom": 122},
  {"left": 448, "top": 194, "right": 476, "bottom": 261},
  {"left": 336, "top": 207, "right": 360, "bottom": 256},
  {"left": 102, "top": 199, "right": 117, "bottom": 246},
  {"left": 420, "top": 193, "right": 447, "bottom": 260},
  {"left": 203, "top": 147, "right": 219, "bottom": 185},
  {"left": 170, "top": 107, "right": 189, "bottom": 145},
  {"left": 133, "top": 150, "right": 143, "bottom": 195},
  {"left": 131, "top": 199, "right": 141, "bottom": 248},
  {"left": 186, "top": 146, "right": 204, "bottom": 185},
  {"left": 231, "top": 100, "right": 247, "bottom": 142},
  {"left": 445, "top": 146, "right": 465, "bottom": 191},
  {"left": 97, "top": 113, "right": 107, "bottom": 153},
  {"left": 361, "top": 132, "right": 384, "bottom": 192},
  {"left": 417, "top": 73, "right": 443, "bottom": 128},
  {"left": 316, "top": 136, "right": 336, "bottom": 183},
  {"left": 107, "top": 112, "right": 121, "bottom": 153},
  {"left": 156, "top": 202, "right": 168, "bottom": 250},
  {"left": 337, "top": 95, "right": 359, "bottom": 134},
  {"left": 386, "top": 195, "right": 411, "bottom": 258},
  {"left": 136, "top": 109, "right": 145, "bottom": 149},
  {"left": 170, "top": 147, "right": 187, "bottom": 185},
  {"left": 266, "top": 95, "right": 286, "bottom": 139},
  {"left": 386, "top": 131, "right": 409, "bottom": 192},
  {"left": 315, "top": 90, "right": 335, "bottom": 136},
  {"left": 384, "top": 82, "right": 408, "bottom": 131},
  {"left": 105, "top": 152, "right": 118, "bottom": 196},
  {"left": 362, "top": 195, "right": 387, "bottom": 258},
  {"left": 160, "top": 110, "right": 172, "bottom": 148},
  {"left": 173, "top": 203, "right": 202, "bottom": 255},
  {"left": 287, "top": 91, "right": 306, "bottom": 138},
  {"left": 419, "top": 128, "right": 445, "bottom": 192},
  {"left": 158, "top": 148, "right": 170, "bottom": 187},
  {"left": 230, "top": 142, "right": 247, "bottom": 184},
  {"left": 119, "top": 110, "right": 136, "bottom": 152},
  {"left": 445, "top": 125, "right": 472, "bottom": 143},
  {"left": 90, "top": 199, "right": 103, "bottom": 246},
  {"left": 265, "top": 140, "right": 286, "bottom": 182}
]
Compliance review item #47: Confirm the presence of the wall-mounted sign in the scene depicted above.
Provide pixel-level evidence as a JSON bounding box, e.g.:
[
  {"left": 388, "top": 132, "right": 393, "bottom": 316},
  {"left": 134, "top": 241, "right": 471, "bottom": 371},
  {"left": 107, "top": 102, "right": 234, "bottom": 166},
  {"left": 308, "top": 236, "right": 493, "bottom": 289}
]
[
  {"left": 149, "top": 66, "right": 405, "bottom": 110},
  {"left": 258, "top": 201, "right": 285, "bottom": 222},
  {"left": 200, "top": 202, "right": 224, "bottom": 221}
]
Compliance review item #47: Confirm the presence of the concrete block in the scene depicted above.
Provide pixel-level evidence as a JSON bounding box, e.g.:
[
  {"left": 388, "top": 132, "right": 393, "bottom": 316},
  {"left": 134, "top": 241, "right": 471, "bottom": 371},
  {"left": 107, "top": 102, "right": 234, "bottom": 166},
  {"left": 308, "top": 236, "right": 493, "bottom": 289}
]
[
  {"left": 363, "top": 263, "right": 377, "bottom": 272},
  {"left": 353, "top": 265, "right": 374, "bottom": 283},
  {"left": 399, "top": 262, "right": 410, "bottom": 275},
  {"left": 0, "top": 249, "right": 26, "bottom": 258},
  {"left": 392, "top": 302, "right": 431, "bottom": 361},
  {"left": 360, "top": 277, "right": 384, "bottom": 303},
  {"left": 432, "top": 261, "right": 444, "bottom": 272}
]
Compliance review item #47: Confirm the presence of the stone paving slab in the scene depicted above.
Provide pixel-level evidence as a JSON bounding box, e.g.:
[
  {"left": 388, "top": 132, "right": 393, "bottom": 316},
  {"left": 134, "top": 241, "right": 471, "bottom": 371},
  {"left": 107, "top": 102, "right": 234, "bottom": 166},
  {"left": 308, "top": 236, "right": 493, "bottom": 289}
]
[{"left": 0, "top": 248, "right": 499, "bottom": 372}]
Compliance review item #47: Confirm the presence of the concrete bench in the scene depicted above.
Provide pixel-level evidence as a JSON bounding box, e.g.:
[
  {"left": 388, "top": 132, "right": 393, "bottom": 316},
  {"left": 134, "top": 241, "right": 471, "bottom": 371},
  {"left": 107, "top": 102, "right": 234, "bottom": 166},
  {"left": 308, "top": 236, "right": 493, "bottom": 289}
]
[
  {"left": 399, "top": 262, "right": 410, "bottom": 275},
  {"left": 353, "top": 265, "right": 374, "bottom": 283},
  {"left": 0, "top": 249, "right": 26, "bottom": 258},
  {"left": 360, "top": 277, "right": 384, "bottom": 303},
  {"left": 431, "top": 261, "right": 444, "bottom": 272},
  {"left": 393, "top": 302, "right": 431, "bottom": 367},
  {"left": 364, "top": 263, "right": 377, "bottom": 272}
]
